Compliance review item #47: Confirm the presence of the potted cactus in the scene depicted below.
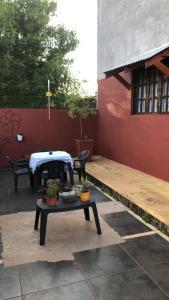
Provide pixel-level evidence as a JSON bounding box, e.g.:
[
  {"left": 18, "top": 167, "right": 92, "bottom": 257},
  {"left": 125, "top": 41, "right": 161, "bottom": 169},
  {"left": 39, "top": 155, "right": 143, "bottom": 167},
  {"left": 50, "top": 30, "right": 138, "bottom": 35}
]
[
  {"left": 80, "top": 179, "right": 90, "bottom": 202},
  {"left": 46, "top": 180, "right": 60, "bottom": 206}
]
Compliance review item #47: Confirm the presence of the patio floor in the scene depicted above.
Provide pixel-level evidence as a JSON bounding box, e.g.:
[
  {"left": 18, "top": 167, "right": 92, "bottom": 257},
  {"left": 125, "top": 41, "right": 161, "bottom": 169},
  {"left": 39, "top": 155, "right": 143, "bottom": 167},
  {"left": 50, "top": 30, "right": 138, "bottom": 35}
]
[
  {"left": 0, "top": 169, "right": 169, "bottom": 299},
  {"left": 86, "top": 155, "right": 169, "bottom": 229}
]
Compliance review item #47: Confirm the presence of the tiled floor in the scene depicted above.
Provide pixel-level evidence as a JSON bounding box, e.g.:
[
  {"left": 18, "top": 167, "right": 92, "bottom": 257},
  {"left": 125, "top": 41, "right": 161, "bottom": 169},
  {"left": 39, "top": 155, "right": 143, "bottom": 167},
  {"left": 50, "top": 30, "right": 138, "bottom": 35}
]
[
  {"left": 23, "top": 281, "right": 95, "bottom": 300},
  {"left": 102, "top": 211, "right": 152, "bottom": 236},
  {"left": 0, "top": 170, "right": 111, "bottom": 215},
  {"left": 89, "top": 268, "right": 168, "bottom": 300},
  {"left": 0, "top": 169, "right": 169, "bottom": 299},
  {"left": 74, "top": 245, "right": 137, "bottom": 279},
  {"left": 121, "top": 234, "right": 169, "bottom": 267},
  {"left": 0, "top": 170, "right": 37, "bottom": 215},
  {"left": 145, "top": 262, "right": 169, "bottom": 296},
  {"left": 0, "top": 236, "right": 169, "bottom": 299}
]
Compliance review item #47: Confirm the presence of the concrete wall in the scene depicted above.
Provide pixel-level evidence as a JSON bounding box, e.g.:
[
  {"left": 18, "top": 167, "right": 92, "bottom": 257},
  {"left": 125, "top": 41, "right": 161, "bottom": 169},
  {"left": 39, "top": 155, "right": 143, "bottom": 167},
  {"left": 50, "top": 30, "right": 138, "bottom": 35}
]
[
  {"left": 0, "top": 109, "right": 97, "bottom": 166},
  {"left": 97, "top": 75, "right": 169, "bottom": 182},
  {"left": 98, "top": 0, "right": 169, "bottom": 79}
]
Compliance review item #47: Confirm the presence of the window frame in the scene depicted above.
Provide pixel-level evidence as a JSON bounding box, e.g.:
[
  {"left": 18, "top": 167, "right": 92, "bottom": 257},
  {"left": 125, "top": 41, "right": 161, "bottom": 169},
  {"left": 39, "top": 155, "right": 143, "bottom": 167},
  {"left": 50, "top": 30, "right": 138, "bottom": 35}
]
[{"left": 132, "top": 65, "right": 169, "bottom": 115}]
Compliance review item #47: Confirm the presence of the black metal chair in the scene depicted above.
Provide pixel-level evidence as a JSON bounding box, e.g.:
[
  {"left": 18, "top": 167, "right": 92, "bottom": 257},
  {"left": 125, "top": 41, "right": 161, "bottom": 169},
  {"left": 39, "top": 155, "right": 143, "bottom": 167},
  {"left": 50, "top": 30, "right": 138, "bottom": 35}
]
[
  {"left": 73, "top": 150, "right": 90, "bottom": 182},
  {"left": 6, "top": 156, "right": 33, "bottom": 193},
  {"left": 34, "top": 160, "right": 68, "bottom": 190}
]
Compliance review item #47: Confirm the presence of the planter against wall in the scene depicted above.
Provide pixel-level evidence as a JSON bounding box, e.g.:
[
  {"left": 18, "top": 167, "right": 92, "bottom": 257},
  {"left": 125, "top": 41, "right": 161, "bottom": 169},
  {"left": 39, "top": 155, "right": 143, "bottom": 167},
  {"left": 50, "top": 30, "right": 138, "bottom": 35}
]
[{"left": 75, "top": 139, "right": 95, "bottom": 161}]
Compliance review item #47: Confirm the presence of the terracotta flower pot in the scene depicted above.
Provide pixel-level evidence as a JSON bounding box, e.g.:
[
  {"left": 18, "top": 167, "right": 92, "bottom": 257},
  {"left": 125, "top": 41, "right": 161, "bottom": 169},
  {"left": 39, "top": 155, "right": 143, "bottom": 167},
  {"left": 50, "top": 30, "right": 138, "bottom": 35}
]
[
  {"left": 75, "top": 139, "right": 94, "bottom": 161},
  {"left": 47, "top": 197, "right": 57, "bottom": 206},
  {"left": 80, "top": 191, "right": 90, "bottom": 201}
]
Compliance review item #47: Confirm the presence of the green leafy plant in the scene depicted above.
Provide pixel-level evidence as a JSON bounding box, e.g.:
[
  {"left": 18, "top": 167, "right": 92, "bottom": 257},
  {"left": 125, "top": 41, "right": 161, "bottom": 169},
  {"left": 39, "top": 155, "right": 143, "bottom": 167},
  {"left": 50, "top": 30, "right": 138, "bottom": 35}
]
[
  {"left": 65, "top": 83, "right": 97, "bottom": 139},
  {"left": 0, "top": 0, "right": 79, "bottom": 108},
  {"left": 81, "top": 179, "right": 90, "bottom": 192},
  {"left": 141, "top": 212, "right": 152, "bottom": 224}
]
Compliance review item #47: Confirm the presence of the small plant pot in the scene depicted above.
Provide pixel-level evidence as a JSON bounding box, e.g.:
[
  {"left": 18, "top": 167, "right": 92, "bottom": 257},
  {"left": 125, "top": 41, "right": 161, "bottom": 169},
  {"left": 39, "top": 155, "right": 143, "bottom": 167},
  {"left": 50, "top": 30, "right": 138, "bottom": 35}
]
[
  {"left": 47, "top": 197, "right": 57, "bottom": 206},
  {"left": 80, "top": 191, "right": 90, "bottom": 202}
]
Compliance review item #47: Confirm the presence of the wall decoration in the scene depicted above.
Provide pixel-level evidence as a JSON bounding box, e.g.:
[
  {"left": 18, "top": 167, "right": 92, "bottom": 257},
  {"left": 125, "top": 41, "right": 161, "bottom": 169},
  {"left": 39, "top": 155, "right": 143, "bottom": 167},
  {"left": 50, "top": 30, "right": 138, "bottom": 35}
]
[{"left": 0, "top": 111, "right": 22, "bottom": 154}]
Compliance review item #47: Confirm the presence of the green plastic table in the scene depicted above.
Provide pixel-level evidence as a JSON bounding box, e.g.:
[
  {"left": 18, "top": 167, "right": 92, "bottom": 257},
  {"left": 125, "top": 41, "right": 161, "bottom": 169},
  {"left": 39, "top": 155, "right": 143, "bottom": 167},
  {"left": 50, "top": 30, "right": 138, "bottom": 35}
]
[{"left": 34, "top": 197, "right": 102, "bottom": 245}]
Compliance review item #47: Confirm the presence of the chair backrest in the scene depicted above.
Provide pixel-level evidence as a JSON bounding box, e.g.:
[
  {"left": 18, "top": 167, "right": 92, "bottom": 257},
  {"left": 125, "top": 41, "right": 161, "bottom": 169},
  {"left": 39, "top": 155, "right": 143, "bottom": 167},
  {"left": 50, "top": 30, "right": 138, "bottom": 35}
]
[
  {"left": 38, "top": 160, "right": 66, "bottom": 183},
  {"left": 77, "top": 150, "right": 90, "bottom": 168},
  {"left": 78, "top": 150, "right": 90, "bottom": 161},
  {"left": 6, "top": 156, "right": 28, "bottom": 173}
]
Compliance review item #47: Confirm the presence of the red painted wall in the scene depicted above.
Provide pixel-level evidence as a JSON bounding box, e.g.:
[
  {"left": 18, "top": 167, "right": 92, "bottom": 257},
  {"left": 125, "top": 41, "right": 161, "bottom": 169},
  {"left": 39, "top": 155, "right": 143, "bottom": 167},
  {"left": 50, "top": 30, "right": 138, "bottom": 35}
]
[
  {"left": 97, "top": 75, "right": 169, "bottom": 182},
  {"left": 0, "top": 109, "right": 97, "bottom": 166}
]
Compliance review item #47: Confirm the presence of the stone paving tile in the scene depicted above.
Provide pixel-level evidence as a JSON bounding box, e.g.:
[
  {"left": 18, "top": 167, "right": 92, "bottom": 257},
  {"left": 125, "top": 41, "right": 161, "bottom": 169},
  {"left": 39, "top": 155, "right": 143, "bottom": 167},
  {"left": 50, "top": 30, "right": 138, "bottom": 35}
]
[
  {"left": 19, "top": 260, "right": 84, "bottom": 295},
  {"left": 8, "top": 176, "right": 33, "bottom": 194},
  {"left": 102, "top": 211, "right": 152, "bottom": 236},
  {"left": 145, "top": 261, "right": 169, "bottom": 296},
  {"left": 23, "top": 281, "right": 94, "bottom": 300},
  {"left": 0, "top": 266, "right": 21, "bottom": 300},
  {"left": 0, "top": 191, "right": 37, "bottom": 216},
  {"left": 0, "top": 187, "right": 8, "bottom": 202},
  {"left": 121, "top": 234, "right": 169, "bottom": 267},
  {"left": 5, "top": 297, "right": 23, "bottom": 300},
  {"left": 90, "top": 186, "right": 111, "bottom": 203},
  {"left": 0, "top": 170, "right": 34, "bottom": 215},
  {"left": 89, "top": 268, "right": 169, "bottom": 300},
  {"left": 74, "top": 244, "right": 137, "bottom": 279},
  {"left": 0, "top": 169, "right": 12, "bottom": 185}
]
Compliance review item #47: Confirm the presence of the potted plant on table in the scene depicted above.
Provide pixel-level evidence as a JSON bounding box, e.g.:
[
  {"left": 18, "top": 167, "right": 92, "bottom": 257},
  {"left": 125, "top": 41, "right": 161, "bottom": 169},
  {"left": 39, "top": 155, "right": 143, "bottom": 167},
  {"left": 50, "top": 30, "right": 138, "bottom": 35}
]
[
  {"left": 80, "top": 179, "right": 90, "bottom": 202},
  {"left": 46, "top": 179, "right": 60, "bottom": 206},
  {"left": 65, "top": 89, "right": 97, "bottom": 161}
]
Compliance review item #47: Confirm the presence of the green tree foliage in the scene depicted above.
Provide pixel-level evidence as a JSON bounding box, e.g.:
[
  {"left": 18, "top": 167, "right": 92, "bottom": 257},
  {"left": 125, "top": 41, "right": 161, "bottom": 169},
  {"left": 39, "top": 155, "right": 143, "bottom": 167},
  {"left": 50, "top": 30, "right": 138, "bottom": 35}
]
[
  {"left": 65, "top": 85, "right": 96, "bottom": 140},
  {"left": 0, "top": 0, "right": 78, "bottom": 107}
]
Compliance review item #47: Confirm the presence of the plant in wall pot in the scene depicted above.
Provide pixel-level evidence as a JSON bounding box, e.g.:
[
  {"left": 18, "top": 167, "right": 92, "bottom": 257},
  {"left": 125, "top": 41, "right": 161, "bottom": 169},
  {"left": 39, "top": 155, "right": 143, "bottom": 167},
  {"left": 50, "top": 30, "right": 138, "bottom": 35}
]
[{"left": 66, "top": 91, "right": 97, "bottom": 161}]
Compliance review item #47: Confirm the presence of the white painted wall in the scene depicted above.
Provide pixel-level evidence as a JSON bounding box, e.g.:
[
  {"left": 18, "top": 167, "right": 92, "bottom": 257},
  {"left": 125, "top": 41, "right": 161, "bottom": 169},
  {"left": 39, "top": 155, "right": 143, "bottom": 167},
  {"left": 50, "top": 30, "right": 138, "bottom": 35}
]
[{"left": 98, "top": 0, "right": 169, "bottom": 79}]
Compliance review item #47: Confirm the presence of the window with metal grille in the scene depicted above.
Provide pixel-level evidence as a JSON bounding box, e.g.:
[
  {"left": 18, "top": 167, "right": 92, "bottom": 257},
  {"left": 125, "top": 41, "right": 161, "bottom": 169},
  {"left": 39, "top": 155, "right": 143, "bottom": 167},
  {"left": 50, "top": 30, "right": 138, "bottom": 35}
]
[{"left": 132, "top": 61, "right": 169, "bottom": 114}]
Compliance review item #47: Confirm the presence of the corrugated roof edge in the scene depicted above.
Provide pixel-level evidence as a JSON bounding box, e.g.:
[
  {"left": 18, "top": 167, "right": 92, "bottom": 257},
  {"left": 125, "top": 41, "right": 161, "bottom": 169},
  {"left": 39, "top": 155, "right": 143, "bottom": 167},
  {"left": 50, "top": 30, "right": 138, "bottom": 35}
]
[{"left": 104, "top": 42, "right": 169, "bottom": 74}]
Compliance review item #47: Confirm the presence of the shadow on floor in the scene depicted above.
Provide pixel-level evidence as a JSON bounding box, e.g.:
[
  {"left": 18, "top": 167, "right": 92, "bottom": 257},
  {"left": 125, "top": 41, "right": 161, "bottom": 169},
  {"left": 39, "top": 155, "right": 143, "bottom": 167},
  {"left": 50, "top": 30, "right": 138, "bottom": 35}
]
[{"left": 0, "top": 170, "right": 111, "bottom": 215}]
